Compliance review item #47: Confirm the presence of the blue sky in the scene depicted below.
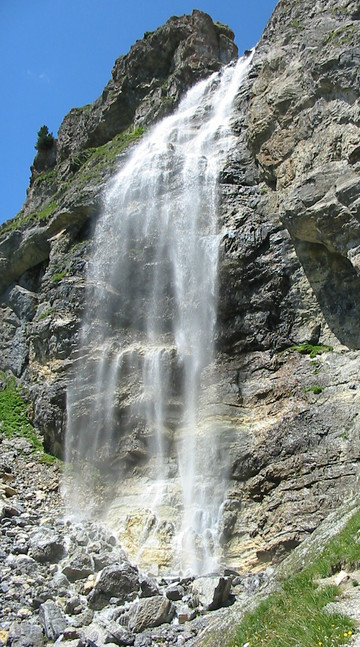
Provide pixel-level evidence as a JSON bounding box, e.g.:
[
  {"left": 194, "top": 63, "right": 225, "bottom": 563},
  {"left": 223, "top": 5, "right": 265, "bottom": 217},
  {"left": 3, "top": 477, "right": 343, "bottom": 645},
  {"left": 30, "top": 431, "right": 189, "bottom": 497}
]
[{"left": 0, "top": 0, "right": 278, "bottom": 226}]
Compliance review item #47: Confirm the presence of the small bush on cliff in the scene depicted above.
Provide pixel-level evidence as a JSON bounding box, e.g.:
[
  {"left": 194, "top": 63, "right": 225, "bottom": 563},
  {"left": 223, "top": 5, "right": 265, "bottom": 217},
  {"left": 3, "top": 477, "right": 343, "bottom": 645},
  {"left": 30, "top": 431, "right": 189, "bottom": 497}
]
[{"left": 35, "top": 125, "right": 54, "bottom": 151}]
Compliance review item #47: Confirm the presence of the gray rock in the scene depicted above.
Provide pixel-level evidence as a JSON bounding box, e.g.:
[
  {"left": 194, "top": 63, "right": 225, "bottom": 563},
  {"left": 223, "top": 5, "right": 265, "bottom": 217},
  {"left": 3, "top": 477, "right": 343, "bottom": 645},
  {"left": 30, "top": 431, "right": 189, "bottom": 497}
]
[
  {"left": 192, "top": 576, "right": 231, "bottom": 611},
  {"left": 28, "top": 527, "right": 65, "bottom": 563},
  {"left": 62, "top": 552, "right": 94, "bottom": 581},
  {"left": 0, "top": 497, "right": 5, "bottom": 519},
  {"left": 87, "top": 563, "right": 140, "bottom": 610},
  {"left": 5, "top": 285, "right": 37, "bottom": 321},
  {"left": 128, "top": 596, "right": 175, "bottom": 633},
  {"left": 165, "top": 583, "right": 185, "bottom": 601},
  {"left": 104, "top": 621, "right": 135, "bottom": 646},
  {"left": 176, "top": 604, "right": 196, "bottom": 623},
  {"left": 38, "top": 601, "right": 67, "bottom": 640},
  {"left": 70, "top": 608, "right": 94, "bottom": 628},
  {"left": 82, "top": 622, "right": 107, "bottom": 647},
  {"left": 8, "top": 623, "right": 44, "bottom": 647},
  {"left": 139, "top": 575, "right": 160, "bottom": 598}
]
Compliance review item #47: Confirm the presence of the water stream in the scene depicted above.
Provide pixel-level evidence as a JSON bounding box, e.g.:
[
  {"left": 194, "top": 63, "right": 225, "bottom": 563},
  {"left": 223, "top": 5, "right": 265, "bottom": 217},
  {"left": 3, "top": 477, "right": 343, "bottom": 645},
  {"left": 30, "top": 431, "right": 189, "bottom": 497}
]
[{"left": 66, "top": 53, "right": 253, "bottom": 575}]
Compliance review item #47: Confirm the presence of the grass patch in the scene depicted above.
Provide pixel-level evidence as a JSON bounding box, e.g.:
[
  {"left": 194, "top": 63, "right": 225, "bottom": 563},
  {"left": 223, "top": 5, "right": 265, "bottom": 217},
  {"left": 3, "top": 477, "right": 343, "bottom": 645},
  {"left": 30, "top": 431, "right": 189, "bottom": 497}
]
[
  {"left": 303, "top": 385, "right": 323, "bottom": 394},
  {"left": 37, "top": 308, "right": 56, "bottom": 320},
  {"left": 50, "top": 269, "right": 68, "bottom": 283},
  {"left": 33, "top": 168, "right": 57, "bottom": 187},
  {"left": 0, "top": 372, "right": 56, "bottom": 464},
  {"left": 0, "top": 124, "right": 145, "bottom": 238},
  {"left": 0, "top": 201, "right": 58, "bottom": 236},
  {"left": 86, "top": 125, "right": 145, "bottom": 166},
  {"left": 230, "top": 509, "right": 360, "bottom": 647},
  {"left": 286, "top": 343, "right": 333, "bottom": 358},
  {"left": 324, "top": 24, "right": 355, "bottom": 46}
]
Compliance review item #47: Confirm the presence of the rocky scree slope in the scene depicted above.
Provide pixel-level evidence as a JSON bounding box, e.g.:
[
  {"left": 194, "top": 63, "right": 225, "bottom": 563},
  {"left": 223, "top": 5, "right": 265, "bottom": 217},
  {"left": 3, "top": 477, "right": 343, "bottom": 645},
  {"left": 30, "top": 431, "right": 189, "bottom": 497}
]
[
  {"left": 0, "top": 0, "right": 360, "bottom": 580},
  {"left": 1, "top": 433, "right": 263, "bottom": 647}
]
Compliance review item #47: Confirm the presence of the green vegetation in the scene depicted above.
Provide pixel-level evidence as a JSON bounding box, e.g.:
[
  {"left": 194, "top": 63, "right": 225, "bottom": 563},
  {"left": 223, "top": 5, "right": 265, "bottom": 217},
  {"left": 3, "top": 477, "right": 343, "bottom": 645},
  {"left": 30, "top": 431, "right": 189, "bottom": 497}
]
[
  {"left": 0, "top": 124, "right": 145, "bottom": 237},
  {"left": 311, "top": 359, "right": 321, "bottom": 375},
  {"left": 0, "top": 372, "right": 55, "bottom": 464},
  {"left": 325, "top": 24, "right": 355, "bottom": 46},
  {"left": 85, "top": 125, "right": 145, "bottom": 167},
  {"left": 230, "top": 509, "right": 360, "bottom": 647},
  {"left": 331, "top": 5, "right": 351, "bottom": 16},
  {"left": 33, "top": 168, "right": 57, "bottom": 187},
  {"left": 303, "top": 384, "right": 323, "bottom": 395},
  {"left": 0, "top": 201, "right": 58, "bottom": 236},
  {"left": 51, "top": 269, "right": 68, "bottom": 283},
  {"left": 35, "top": 125, "right": 55, "bottom": 151},
  {"left": 286, "top": 343, "right": 333, "bottom": 358},
  {"left": 37, "top": 308, "right": 56, "bottom": 320}
]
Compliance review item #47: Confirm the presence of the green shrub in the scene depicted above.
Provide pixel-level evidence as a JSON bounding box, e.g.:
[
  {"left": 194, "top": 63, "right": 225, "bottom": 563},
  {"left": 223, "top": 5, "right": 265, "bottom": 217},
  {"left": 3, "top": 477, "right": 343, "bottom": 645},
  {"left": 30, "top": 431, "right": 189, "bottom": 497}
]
[{"left": 35, "top": 125, "right": 55, "bottom": 151}]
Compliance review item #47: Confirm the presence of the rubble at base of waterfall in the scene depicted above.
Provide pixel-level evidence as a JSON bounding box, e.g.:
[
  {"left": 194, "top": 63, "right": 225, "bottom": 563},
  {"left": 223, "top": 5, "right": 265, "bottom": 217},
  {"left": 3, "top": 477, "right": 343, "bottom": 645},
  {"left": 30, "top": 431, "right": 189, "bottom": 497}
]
[{"left": 0, "top": 434, "right": 268, "bottom": 647}]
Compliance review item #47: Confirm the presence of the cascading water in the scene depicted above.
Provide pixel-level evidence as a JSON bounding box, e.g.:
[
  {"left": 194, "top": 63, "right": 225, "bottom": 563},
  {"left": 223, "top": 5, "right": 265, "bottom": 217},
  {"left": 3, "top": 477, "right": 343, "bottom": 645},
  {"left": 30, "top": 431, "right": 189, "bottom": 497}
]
[{"left": 66, "top": 52, "right": 253, "bottom": 575}]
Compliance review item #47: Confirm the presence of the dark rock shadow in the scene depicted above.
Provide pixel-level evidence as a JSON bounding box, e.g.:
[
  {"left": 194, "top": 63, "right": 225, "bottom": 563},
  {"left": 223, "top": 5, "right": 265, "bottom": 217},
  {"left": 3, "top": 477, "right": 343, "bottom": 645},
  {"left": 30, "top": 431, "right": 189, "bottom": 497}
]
[{"left": 294, "top": 239, "right": 360, "bottom": 348}]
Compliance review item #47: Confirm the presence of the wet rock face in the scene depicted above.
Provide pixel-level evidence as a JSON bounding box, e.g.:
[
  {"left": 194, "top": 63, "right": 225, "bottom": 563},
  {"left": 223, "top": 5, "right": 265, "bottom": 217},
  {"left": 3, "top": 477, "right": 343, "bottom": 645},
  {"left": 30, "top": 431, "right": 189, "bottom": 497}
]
[{"left": 0, "top": 0, "right": 360, "bottom": 579}]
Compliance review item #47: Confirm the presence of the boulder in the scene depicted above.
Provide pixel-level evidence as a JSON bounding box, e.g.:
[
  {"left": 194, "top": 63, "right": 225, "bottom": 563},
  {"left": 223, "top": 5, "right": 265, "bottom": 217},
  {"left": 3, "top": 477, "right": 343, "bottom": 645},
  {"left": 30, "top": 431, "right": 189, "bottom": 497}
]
[
  {"left": 104, "top": 621, "right": 135, "bottom": 646},
  {"left": 176, "top": 604, "right": 196, "bottom": 624},
  {"left": 28, "top": 527, "right": 65, "bottom": 563},
  {"left": 38, "top": 601, "right": 67, "bottom": 640},
  {"left": 62, "top": 552, "right": 94, "bottom": 581},
  {"left": 165, "top": 583, "right": 185, "bottom": 601},
  {"left": 192, "top": 576, "right": 231, "bottom": 611},
  {"left": 87, "top": 562, "right": 140, "bottom": 610},
  {"left": 128, "top": 596, "right": 175, "bottom": 633},
  {"left": 8, "top": 623, "right": 44, "bottom": 647}
]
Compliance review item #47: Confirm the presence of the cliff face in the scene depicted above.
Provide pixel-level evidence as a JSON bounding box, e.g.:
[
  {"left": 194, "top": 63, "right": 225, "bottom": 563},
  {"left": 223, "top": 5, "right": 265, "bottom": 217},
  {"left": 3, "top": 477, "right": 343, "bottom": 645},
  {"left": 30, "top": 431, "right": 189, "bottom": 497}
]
[{"left": 1, "top": 1, "right": 360, "bottom": 573}]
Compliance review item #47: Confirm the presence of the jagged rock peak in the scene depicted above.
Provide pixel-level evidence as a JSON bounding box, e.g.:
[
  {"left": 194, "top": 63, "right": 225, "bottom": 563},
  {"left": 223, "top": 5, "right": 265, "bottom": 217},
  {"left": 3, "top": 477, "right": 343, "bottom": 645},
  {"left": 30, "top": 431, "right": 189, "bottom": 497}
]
[{"left": 55, "top": 10, "right": 238, "bottom": 162}]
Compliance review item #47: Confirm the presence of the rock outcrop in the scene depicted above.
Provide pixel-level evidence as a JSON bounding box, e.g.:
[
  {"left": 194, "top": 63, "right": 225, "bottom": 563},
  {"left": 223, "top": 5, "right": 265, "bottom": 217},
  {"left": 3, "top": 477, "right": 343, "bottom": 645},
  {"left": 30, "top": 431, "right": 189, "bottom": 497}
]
[{"left": 1, "top": 0, "right": 360, "bottom": 583}]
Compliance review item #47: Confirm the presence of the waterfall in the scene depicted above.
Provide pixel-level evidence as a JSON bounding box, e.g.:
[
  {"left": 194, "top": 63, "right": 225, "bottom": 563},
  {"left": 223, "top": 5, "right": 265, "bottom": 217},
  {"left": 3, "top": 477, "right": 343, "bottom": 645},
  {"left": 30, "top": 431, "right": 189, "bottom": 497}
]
[{"left": 65, "top": 52, "right": 253, "bottom": 575}]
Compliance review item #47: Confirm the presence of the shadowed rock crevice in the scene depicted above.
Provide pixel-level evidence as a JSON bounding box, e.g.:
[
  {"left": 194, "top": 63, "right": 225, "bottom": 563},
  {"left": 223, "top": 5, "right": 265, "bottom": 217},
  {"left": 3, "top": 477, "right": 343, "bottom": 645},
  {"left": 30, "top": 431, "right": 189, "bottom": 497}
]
[{"left": 293, "top": 239, "right": 360, "bottom": 348}]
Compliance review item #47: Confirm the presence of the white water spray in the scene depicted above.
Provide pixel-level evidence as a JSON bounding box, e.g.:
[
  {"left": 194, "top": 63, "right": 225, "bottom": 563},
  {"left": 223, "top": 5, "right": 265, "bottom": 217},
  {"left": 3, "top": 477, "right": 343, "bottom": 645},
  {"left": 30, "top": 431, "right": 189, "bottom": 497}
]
[{"left": 66, "top": 53, "right": 253, "bottom": 574}]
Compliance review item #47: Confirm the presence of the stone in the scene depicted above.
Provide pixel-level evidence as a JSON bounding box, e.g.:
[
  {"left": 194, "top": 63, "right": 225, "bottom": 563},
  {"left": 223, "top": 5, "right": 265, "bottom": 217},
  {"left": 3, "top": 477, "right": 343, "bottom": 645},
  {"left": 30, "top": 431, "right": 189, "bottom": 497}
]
[
  {"left": 87, "top": 563, "right": 140, "bottom": 610},
  {"left": 128, "top": 596, "right": 175, "bottom": 633},
  {"left": 176, "top": 604, "right": 196, "bottom": 624},
  {"left": 28, "top": 527, "right": 65, "bottom": 563},
  {"left": 4, "top": 285, "right": 37, "bottom": 322},
  {"left": 165, "top": 583, "right": 185, "bottom": 601},
  {"left": 104, "top": 621, "right": 135, "bottom": 646},
  {"left": 0, "top": 497, "right": 5, "bottom": 519},
  {"left": 4, "top": 502, "right": 23, "bottom": 517},
  {"left": 62, "top": 553, "right": 94, "bottom": 581},
  {"left": 8, "top": 623, "right": 44, "bottom": 647},
  {"left": 139, "top": 575, "right": 160, "bottom": 598},
  {"left": 82, "top": 622, "right": 107, "bottom": 647},
  {"left": 62, "top": 627, "right": 80, "bottom": 640},
  {"left": 192, "top": 576, "right": 231, "bottom": 611},
  {"left": 38, "top": 601, "right": 67, "bottom": 640}
]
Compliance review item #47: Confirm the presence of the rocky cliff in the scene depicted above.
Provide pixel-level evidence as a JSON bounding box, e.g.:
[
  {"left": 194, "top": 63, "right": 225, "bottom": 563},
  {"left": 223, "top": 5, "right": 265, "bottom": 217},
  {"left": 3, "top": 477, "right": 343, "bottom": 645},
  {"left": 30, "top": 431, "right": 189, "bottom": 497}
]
[{"left": 1, "top": 0, "right": 360, "bottom": 582}]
